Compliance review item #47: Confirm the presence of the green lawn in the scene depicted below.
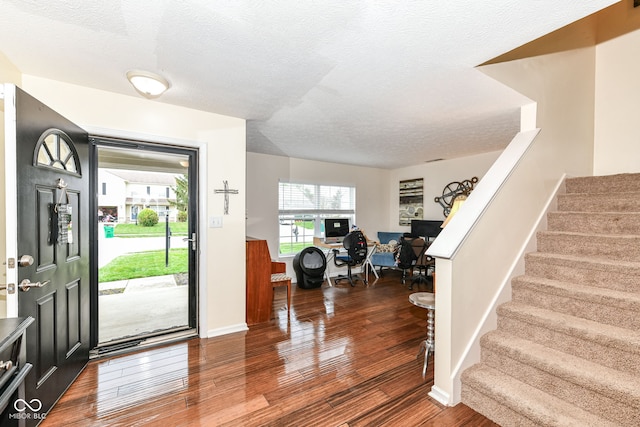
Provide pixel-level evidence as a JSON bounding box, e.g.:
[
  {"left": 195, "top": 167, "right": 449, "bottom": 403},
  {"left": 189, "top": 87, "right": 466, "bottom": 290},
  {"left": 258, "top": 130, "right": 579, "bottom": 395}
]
[
  {"left": 112, "top": 222, "right": 188, "bottom": 237},
  {"left": 99, "top": 248, "right": 188, "bottom": 282},
  {"left": 279, "top": 241, "right": 313, "bottom": 255}
]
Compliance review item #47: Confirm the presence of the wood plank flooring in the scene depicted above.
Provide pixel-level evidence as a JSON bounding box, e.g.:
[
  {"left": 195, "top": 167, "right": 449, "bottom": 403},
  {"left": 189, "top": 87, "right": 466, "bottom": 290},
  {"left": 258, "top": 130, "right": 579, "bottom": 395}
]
[{"left": 43, "top": 270, "right": 497, "bottom": 426}]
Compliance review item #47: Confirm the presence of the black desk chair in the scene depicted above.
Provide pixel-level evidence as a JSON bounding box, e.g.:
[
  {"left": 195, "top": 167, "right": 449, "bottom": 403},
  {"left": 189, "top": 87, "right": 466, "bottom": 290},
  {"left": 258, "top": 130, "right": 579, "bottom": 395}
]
[
  {"left": 411, "top": 242, "right": 434, "bottom": 290},
  {"left": 396, "top": 234, "right": 433, "bottom": 289},
  {"left": 332, "top": 230, "right": 368, "bottom": 286}
]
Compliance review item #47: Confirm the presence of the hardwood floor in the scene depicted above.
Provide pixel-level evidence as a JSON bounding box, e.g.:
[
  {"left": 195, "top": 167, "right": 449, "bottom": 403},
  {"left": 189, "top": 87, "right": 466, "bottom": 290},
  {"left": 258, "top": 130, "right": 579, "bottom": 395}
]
[{"left": 43, "top": 270, "right": 497, "bottom": 426}]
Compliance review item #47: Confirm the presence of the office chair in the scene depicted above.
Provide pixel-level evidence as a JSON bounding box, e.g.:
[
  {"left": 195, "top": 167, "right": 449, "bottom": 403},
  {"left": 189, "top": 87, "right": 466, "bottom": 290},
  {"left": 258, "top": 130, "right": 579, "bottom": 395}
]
[
  {"left": 396, "top": 234, "right": 419, "bottom": 285},
  {"left": 396, "top": 234, "right": 432, "bottom": 289},
  {"left": 410, "top": 239, "right": 434, "bottom": 291},
  {"left": 332, "top": 230, "right": 368, "bottom": 286}
]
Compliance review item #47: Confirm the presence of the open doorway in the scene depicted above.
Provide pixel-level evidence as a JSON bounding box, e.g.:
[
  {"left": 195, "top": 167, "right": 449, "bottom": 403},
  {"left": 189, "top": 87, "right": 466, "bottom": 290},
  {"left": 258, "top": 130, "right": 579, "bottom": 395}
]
[{"left": 90, "top": 137, "right": 198, "bottom": 354}]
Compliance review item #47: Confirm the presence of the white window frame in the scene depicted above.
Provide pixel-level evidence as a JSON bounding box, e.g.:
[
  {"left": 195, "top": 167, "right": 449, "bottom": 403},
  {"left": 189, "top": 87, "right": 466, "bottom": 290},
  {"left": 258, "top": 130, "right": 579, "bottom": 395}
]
[{"left": 278, "top": 182, "right": 356, "bottom": 255}]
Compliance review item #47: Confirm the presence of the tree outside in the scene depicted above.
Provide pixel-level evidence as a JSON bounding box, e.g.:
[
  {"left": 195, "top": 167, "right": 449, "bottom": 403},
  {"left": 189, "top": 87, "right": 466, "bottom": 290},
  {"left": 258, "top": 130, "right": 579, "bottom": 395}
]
[{"left": 171, "top": 174, "right": 188, "bottom": 221}]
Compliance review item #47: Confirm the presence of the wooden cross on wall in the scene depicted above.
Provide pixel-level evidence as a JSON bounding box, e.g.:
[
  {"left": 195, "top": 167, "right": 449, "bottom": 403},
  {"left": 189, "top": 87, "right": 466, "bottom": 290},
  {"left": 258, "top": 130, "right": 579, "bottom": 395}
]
[{"left": 214, "top": 180, "right": 239, "bottom": 215}]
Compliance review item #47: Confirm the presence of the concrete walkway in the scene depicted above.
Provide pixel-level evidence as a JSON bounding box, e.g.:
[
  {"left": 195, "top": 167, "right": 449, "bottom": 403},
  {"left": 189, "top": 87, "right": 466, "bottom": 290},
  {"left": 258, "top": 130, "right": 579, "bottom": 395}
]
[{"left": 98, "top": 274, "right": 188, "bottom": 343}]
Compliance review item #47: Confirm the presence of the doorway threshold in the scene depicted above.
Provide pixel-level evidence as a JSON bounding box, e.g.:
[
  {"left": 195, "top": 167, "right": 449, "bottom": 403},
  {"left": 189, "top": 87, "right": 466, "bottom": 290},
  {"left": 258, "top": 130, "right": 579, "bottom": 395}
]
[{"left": 91, "top": 328, "right": 197, "bottom": 359}]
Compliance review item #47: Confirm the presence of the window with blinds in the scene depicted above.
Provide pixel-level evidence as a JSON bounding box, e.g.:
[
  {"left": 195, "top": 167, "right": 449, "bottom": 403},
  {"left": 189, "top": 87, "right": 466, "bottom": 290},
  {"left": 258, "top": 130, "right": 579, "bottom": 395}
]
[{"left": 278, "top": 182, "right": 356, "bottom": 255}]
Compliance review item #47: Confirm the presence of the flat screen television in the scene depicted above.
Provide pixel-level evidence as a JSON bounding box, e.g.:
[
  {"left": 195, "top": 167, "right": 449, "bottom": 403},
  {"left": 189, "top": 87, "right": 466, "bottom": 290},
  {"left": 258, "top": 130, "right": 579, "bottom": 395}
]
[
  {"left": 410, "top": 219, "right": 444, "bottom": 239},
  {"left": 324, "top": 218, "right": 350, "bottom": 243}
]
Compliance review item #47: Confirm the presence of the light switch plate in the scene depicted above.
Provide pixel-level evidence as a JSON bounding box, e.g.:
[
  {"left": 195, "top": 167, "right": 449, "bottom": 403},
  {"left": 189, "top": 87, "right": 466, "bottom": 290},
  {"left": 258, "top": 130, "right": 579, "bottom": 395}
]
[{"left": 209, "top": 216, "right": 223, "bottom": 228}]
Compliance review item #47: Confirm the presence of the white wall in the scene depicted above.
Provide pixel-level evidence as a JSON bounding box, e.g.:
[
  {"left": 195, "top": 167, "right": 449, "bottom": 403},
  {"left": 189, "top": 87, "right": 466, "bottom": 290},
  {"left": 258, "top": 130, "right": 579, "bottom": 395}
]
[
  {"left": 0, "top": 53, "right": 21, "bottom": 317},
  {"left": 246, "top": 152, "right": 390, "bottom": 276},
  {"left": 389, "top": 151, "right": 502, "bottom": 232},
  {"left": 594, "top": 28, "right": 640, "bottom": 175},
  {"left": 14, "top": 75, "right": 247, "bottom": 337}
]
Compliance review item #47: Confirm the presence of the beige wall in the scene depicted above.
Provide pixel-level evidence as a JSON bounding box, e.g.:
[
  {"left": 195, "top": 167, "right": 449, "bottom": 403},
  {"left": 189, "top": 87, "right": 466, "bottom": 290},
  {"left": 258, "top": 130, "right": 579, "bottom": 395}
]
[
  {"left": 594, "top": 28, "right": 640, "bottom": 175},
  {"left": 3, "top": 74, "right": 246, "bottom": 336}
]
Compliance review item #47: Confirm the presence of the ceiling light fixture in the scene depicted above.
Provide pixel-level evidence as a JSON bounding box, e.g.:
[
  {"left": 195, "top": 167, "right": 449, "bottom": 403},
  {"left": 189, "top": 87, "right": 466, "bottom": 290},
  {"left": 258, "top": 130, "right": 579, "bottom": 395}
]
[{"left": 126, "top": 70, "right": 170, "bottom": 99}]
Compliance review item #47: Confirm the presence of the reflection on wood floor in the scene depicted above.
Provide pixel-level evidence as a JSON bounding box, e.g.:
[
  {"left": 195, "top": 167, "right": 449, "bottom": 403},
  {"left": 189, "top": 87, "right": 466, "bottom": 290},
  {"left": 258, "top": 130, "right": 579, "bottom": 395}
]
[{"left": 43, "top": 270, "right": 497, "bottom": 426}]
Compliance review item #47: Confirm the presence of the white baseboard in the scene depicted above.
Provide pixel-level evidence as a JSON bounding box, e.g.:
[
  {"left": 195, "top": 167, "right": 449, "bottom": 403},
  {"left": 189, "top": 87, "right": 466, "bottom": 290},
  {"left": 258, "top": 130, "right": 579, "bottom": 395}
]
[
  {"left": 429, "top": 385, "right": 452, "bottom": 406},
  {"left": 207, "top": 323, "right": 248, "bottom": 338}
]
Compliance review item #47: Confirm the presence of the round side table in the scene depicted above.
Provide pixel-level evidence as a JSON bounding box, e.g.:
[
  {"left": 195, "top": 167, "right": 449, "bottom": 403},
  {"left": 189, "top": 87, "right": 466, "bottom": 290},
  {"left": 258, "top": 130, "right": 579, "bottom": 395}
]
[{"left": 409, "top": 292, "right": 435, "bottom": 378}]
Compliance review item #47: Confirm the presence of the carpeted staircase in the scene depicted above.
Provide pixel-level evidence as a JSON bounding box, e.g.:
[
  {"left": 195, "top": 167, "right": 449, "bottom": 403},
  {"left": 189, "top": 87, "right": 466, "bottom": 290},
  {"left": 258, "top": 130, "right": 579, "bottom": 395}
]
[{"left": 461, "top": 173, "right": 640, "bottom": 426}]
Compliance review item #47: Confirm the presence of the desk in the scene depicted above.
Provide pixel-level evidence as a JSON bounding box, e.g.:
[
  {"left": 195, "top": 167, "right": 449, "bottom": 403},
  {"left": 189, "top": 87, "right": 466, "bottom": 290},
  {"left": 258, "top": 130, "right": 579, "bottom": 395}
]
[
  {"left": 313, "top": 237, "right": 379, "bottom": 285},
  {"left": 313, "top": 237, "right": 341, "bottom": 285}
]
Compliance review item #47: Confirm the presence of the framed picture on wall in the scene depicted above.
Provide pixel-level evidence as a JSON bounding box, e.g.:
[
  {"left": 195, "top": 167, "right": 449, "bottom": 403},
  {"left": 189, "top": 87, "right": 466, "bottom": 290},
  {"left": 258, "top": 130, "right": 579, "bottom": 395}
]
[{"left": 399, "top": 178, "right": 423, "bottom": 226}]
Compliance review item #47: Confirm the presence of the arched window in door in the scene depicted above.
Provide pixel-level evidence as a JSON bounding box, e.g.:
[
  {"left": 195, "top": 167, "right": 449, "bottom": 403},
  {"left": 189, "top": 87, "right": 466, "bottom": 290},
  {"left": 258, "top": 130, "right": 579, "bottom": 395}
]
[{"left": 33, "top": 128, "right": 81, "bottom": 175}]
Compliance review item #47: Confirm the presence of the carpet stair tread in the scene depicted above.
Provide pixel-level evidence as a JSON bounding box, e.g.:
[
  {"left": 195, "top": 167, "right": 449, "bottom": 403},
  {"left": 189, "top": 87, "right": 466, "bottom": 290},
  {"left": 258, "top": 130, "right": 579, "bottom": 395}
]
[
  {"left": 525, "top": 252, "right": 640, "bottom": 273},
  {"left": 565, "top": 173, "right": 640, "bottom": 194},
  {"left": 512, "top": 275, "right": 640, "bottom": 311},
  {"left": 557, "top": 192, "right": 640, "bottom": 212},
  {"left": 461, "top": 364, "right": 620, "bottom": 427},
  {"left": 480, "top": 330, "right": 640, "bottom": 408},
  {"left": 547, "top": 211, "right": 640, "bottom": 234},
  {"left": 524, "top": 252, "right": 640, "bottom": 292},
  {"left": 497, "top": 301, "right": 640, "bottom": 355},
  {"left": 538, "top": 230, "right": 640, "bottom": 239},
  {"left": 536, "top": 231, "right": 640, "bottom": 262}
]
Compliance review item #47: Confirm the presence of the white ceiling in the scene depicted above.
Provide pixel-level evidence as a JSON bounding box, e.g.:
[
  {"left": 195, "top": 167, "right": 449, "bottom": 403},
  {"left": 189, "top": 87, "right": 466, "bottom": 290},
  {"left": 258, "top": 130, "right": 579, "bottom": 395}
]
[{"left": 0, "top": 1, "right": 617, "bottom": 169}]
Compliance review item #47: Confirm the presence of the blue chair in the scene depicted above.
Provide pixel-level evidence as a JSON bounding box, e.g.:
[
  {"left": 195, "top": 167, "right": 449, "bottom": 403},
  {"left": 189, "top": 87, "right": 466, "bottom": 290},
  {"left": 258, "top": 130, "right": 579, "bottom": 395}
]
[{"left": 370, "top": 231, "right": 403, "bottom": 276}]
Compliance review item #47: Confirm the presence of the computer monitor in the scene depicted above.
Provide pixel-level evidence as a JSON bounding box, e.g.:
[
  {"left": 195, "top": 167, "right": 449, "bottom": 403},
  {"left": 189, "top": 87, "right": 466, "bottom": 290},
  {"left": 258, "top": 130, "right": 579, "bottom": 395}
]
[
  {"left": 410, "top": 219, "right": 444, "bottom": 240},
  {"left": 324, "top": 218, "right": 350, "bottom": 243}
]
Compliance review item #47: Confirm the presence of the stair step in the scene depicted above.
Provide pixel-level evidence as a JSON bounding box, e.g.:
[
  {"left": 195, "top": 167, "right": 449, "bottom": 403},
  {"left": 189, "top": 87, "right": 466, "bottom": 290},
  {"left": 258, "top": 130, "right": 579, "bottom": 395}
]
[
  {"left": 537, "top": 231, "right": 640, "bottom": 262},
  {"left": 479, "top": 331, "right": 640, "bottom": 425},
  {"left": 524, "top": 252, "right": 640, "bottom": 293},
  {"left": 547, "top": 211, "right": 640, "bottom": 234},
  {"left": 465, "top": 173, "right": 640, "bottom": 425},
  {"left": 565, "top": 173, "right": 640, "bottom": 194},
  {"left": 461, "top": 364, "right": 620, "bottom": 427},
  {"left": 557, "top": 192, "right": 640, "bottom": 212},
  {"left": 512, "top": 275, "right": 640, "bottom": 329},
  {"left": 497, "top": 301, "right": 640, "bottom": 375}
]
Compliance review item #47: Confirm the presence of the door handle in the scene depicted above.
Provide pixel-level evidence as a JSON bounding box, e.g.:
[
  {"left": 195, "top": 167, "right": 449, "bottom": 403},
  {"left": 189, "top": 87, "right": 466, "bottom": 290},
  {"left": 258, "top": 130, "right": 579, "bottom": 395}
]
[
  {"left": 182, "top": 233, "right": 197, "bottom": 251},
  {"left": 19, "top": 279, "right": 50, "bottom": 292}
]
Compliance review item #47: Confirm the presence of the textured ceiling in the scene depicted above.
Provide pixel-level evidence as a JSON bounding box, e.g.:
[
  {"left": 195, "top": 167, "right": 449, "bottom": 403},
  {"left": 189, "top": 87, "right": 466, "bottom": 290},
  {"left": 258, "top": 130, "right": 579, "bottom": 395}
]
[{"left": 0, "top": 1, "right": 617, "bottom": 169}]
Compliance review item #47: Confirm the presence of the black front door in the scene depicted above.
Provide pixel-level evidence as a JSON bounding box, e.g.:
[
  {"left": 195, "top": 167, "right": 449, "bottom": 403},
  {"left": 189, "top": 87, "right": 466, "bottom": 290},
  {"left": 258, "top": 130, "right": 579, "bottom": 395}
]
[{"left": 8, "top": 86, "right": 90, "bottom": 424}]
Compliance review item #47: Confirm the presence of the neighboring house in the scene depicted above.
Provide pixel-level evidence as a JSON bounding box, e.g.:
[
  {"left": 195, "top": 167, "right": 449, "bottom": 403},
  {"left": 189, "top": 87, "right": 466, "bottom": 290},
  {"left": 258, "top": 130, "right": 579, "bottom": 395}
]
[{"left": 98, "top": 169, "right": 180, "bottom": 223}]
